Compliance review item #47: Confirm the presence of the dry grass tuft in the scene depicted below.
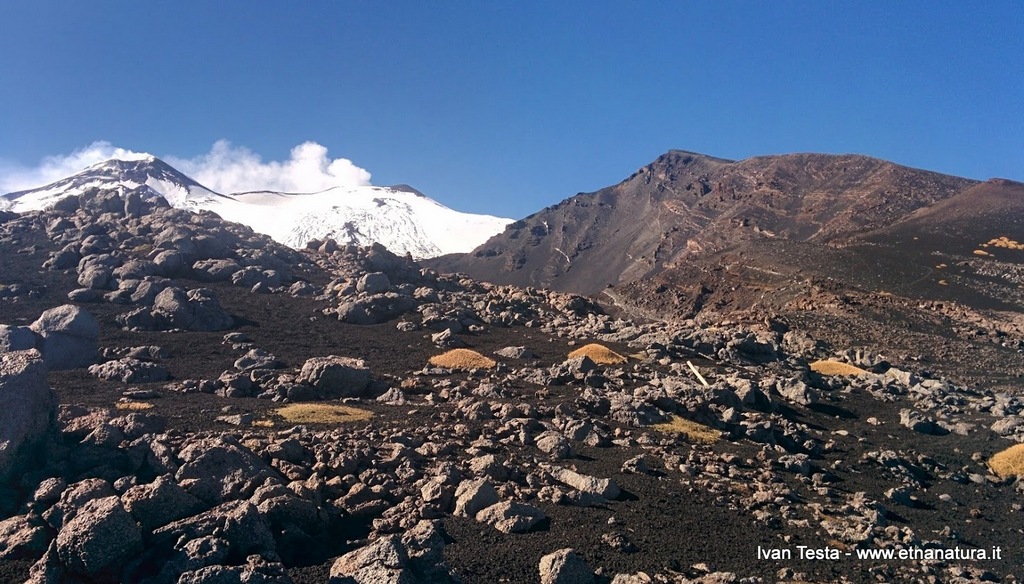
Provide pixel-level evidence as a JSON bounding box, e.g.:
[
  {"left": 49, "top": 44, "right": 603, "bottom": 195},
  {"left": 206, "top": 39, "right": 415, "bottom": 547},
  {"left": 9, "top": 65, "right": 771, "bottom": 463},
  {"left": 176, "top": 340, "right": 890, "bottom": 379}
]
[
  {"left": 810, "top": 360, "right": 868, "bottom": 376},
  {"left": 985, "top": 236, "right": 1024, "bottom": 251},
  {"left": 115, "top": 401, "right": 154, "bottom": 411},
  {"left": 275, "top": 403, "right": 373, "bottom": 425},
  {"left": 252, "top": 419, "right": 275, "bottom": 428},
  {"left": 650, "top": 415, "right": 721, "bottom": 444},
  {"left": 988, "top": 443, "right": 1024, "bottom": 479},
  {"left": 428, "top": 349, "right": 497, "bottom": 370},
  {"left": 568, "top": 343, "right": 627, "bottom": 365}
]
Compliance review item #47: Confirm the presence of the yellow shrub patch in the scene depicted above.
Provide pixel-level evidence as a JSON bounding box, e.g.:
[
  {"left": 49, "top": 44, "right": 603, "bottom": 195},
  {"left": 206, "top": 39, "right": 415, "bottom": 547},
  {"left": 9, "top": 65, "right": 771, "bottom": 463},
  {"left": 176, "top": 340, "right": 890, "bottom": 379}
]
[
  {"left": 973, "top": 249, "right": 991, "bottom": 257},
  {"left": 988, "top": 443, "right": 1024, "bottom": 479},
  {"left": 568, "top": 343, "right": 627, "bottom": 365},
  {"left": 984, "top": 237, "right": 1024, "bottom": 251},
  {"left": 115, "top": 401, "right": 154, "bottom": 411},
  {"left": 428, "top": 349, "right": 497, "bottom": 370},
  {"left": 810, "top": 360, "right": 868, "bottom": 376},
  {"left": 275, "top": 403, "right": 373, "bottom": 424},
  {"left": 650, "top": 415, "right": 721, "bottom": 444}
]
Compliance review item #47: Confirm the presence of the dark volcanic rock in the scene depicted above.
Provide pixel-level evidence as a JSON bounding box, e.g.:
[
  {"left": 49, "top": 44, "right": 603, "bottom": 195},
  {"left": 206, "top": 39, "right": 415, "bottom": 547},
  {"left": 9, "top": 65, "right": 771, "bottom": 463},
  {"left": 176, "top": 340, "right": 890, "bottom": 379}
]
[{"left": 55, "top": 496, "right": 143, "bottom": 579}]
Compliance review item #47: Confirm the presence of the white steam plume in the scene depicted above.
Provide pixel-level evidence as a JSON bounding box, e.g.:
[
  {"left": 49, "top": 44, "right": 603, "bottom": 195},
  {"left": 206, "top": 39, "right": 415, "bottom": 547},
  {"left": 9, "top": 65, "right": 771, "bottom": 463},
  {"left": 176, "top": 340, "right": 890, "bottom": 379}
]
[{"left": 166, "top": 140, "right": 371, "bottom": 194}]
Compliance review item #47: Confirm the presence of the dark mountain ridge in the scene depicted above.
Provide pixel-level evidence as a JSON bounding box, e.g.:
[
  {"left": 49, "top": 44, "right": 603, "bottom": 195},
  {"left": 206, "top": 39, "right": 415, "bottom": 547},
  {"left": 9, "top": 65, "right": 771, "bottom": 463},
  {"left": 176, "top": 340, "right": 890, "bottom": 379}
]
[{"left": 430, "top": 150, "right": 978, "bottom": 294}]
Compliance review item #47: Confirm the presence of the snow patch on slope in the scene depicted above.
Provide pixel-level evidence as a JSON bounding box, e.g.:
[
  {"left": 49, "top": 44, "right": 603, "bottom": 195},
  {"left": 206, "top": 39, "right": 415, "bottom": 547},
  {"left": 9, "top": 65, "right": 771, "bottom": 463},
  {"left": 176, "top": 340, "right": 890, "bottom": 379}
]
[
  {"left": 204, "top": 185, "right": 511, "bottom": 257},
  {"left": 1, "top": 157, "right": 511, "bottom": 258}
]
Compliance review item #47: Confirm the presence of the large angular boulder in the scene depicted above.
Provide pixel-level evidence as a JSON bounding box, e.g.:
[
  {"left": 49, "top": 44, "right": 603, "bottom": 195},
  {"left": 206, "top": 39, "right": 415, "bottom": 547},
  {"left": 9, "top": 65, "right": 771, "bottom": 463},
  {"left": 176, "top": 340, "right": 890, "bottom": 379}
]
[
  {"left": 337, "top": 293, "right": 417, "bottom": 325},
  {"left": 296, "top": 356, "right": 371, "bottom": 399},
  {"left": 151, "top": 500, "right": 277, "bottom": 563},
  {"left": 174, "top": 437, "right": 280, "bottom": 504},
  {"left": 89, "top": 357, "right": 170, "bottom": 383},
  {"left": 0, "top": 514, "right": 52, "bottom": 561},
  {"left": 0, "top": 350, "right": 57, "bottom": 483},
  {"left": 122, "top": 475, "right": 206, "bottom": 532},
  {"left": 546, "top": 466, "right": 620, "bottom": 499},
  {"left": 56, "top": 496, "right": 143, "bottom": 579},
  {"left": 476, "top": 501, "right": 546, "bottom": 534},
  {"left": 29, "top": 305, "right": 99, "bottom": 370},
  {"left": 539, "top": 548, "right": 594, "bottom": 584},
  {"left": 152, "top": 287, "right": 234, "bottom": 331}
]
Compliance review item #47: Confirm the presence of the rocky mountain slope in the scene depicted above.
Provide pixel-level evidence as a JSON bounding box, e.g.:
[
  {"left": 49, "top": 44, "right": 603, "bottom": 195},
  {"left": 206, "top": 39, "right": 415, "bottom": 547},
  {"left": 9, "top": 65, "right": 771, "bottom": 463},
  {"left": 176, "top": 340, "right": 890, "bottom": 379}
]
[
  {"left": 429, "top": 151, "right": 979, "bottom": 294},
  {"left": 1, "top": 187, "right": 1022, "bottom": 583},
  {"left": 429, "top": 152, "right": 1024, "bottom": 391},
  {"left": 2, "top": 157, "right": 512, "bottom": 258}
]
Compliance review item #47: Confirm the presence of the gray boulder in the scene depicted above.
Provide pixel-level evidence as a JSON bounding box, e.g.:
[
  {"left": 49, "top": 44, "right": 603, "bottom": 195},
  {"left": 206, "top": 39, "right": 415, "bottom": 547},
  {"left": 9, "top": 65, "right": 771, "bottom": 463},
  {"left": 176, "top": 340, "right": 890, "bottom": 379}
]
[
  {"left": 329, "top": 535, "right": 411, "bottom": 584},
  {"left": 43, "top": 478, "right": 118, "bottom": 530},
  {"left": 192, "top": 259, "right": 241, "bottom": 282},
  {"left": 357, "top": 272, "right": 392, "bottom": 294},
  {"left": 153, "top": 287, "right": 234, "bottom": 331},
  {"left": 539, "top": 548, "right": 594, "bottom": 584},
  {"left": 775, "top": 378, "right": 817, "bottom": 406},
  {"left": 476, "top": 501, "right": 546, "bottom": 533},
  {"left": 453, "top": 479, "right": 499, "bottom": 518},
  {"left": 297, "top": 356, "right": 371, "bottom": 399},
  {"left": 0, "top": 350, "right": 56, "bottom": 483},
  {"left": 88, "top": 357, "right": 170, "bottom": 383},
  {"left": 337, "top": 293, "right": 417, "bottom": 325},
  {"left": 29, "top": 305, "right": 99, "bottom": 369},
  {"left": 122, "top": 475, "right": 206, "bottom": 532},
  {"left": 152, "top": 500, "right": 277, "bottom": 563},
  {"left": 0, "top": 324, "right": 37, "bottom": 353},
  {"left": 899, "top": 409, "right": 946, "bottom": 435},
  {"left": 547, "top": 466, "right": 620, "bottom": 499},
  {"left": 152, "top": 250, "right": 185, "bottom": 277},
  {"left": 174, "top": 437, "right": 280, "bottom": 504},
  {"left": 77, "top": 265, "right": 113, "bottom": 290},
  {"left": 56, "top": 496, "right": 143, "bottom": 579},
  {"left": 0, "top": 514, "right": 52, "bottom": 561}
]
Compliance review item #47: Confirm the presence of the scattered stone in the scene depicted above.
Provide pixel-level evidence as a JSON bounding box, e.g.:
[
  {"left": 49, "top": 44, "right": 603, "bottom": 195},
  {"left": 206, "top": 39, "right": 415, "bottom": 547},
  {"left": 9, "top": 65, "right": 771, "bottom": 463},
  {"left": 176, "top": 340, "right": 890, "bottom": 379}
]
[
  {"left": 453, "top": 479, "right": 499, "bottom": 518},
  {"left": 621, "top": 455, "right": 657, "bottom": 475},
  {"left": 234, "top": 348, "right": 282, "bottom": 372},
  {"left": 535, "top": 431, "right": 573, "bottom": 459},
  {"left": 88, "top": 358, "right": 170, "bottom": 383},
  {"left": 900, "top": 409, "right": 946, "bottom": 435},
  {"left": 539, "top": 548, "right": 594, "bottom": 584},
  {"left": 547, "top": 466, "right": 621, "bottom": 499},
  {"left": 494, "top": 346, "right": 538, "bottom": 359},
  {"left": 476, "top": 501, "right": 546, "bottom": 533}
]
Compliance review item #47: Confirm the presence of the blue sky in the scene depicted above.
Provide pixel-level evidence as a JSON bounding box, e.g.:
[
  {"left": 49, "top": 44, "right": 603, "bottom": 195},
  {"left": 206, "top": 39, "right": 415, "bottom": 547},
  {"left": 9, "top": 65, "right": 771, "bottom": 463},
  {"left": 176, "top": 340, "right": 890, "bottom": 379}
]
[{"left": 1, "top": 1, "right": 1021, "bottom": 218}]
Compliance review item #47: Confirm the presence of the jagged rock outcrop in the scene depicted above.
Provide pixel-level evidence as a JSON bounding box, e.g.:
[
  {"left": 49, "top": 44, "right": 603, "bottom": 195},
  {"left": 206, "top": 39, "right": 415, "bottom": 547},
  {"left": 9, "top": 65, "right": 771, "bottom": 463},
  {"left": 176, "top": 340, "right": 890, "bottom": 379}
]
[{"left": 0, "top": 350, "right": 57, "bottom": 484}]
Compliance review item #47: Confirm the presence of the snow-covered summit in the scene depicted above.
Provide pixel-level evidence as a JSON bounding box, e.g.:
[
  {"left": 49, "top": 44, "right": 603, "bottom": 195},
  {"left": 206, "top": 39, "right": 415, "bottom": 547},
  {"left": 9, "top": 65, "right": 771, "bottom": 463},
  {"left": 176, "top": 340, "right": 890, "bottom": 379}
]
[
  {"left": 3, "top": 157, "right": 224, "bottom": 210},
  {"left": 1, "top": 155, "right": 512, "bottom": 258}
]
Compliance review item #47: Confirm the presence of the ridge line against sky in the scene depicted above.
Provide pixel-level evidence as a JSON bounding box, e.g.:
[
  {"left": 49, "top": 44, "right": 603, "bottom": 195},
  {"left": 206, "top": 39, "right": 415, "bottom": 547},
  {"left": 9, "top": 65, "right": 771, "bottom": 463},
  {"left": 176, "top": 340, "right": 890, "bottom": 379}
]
[{"left": 1, "top": 2, "right": 1021, "bottom": 218}]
